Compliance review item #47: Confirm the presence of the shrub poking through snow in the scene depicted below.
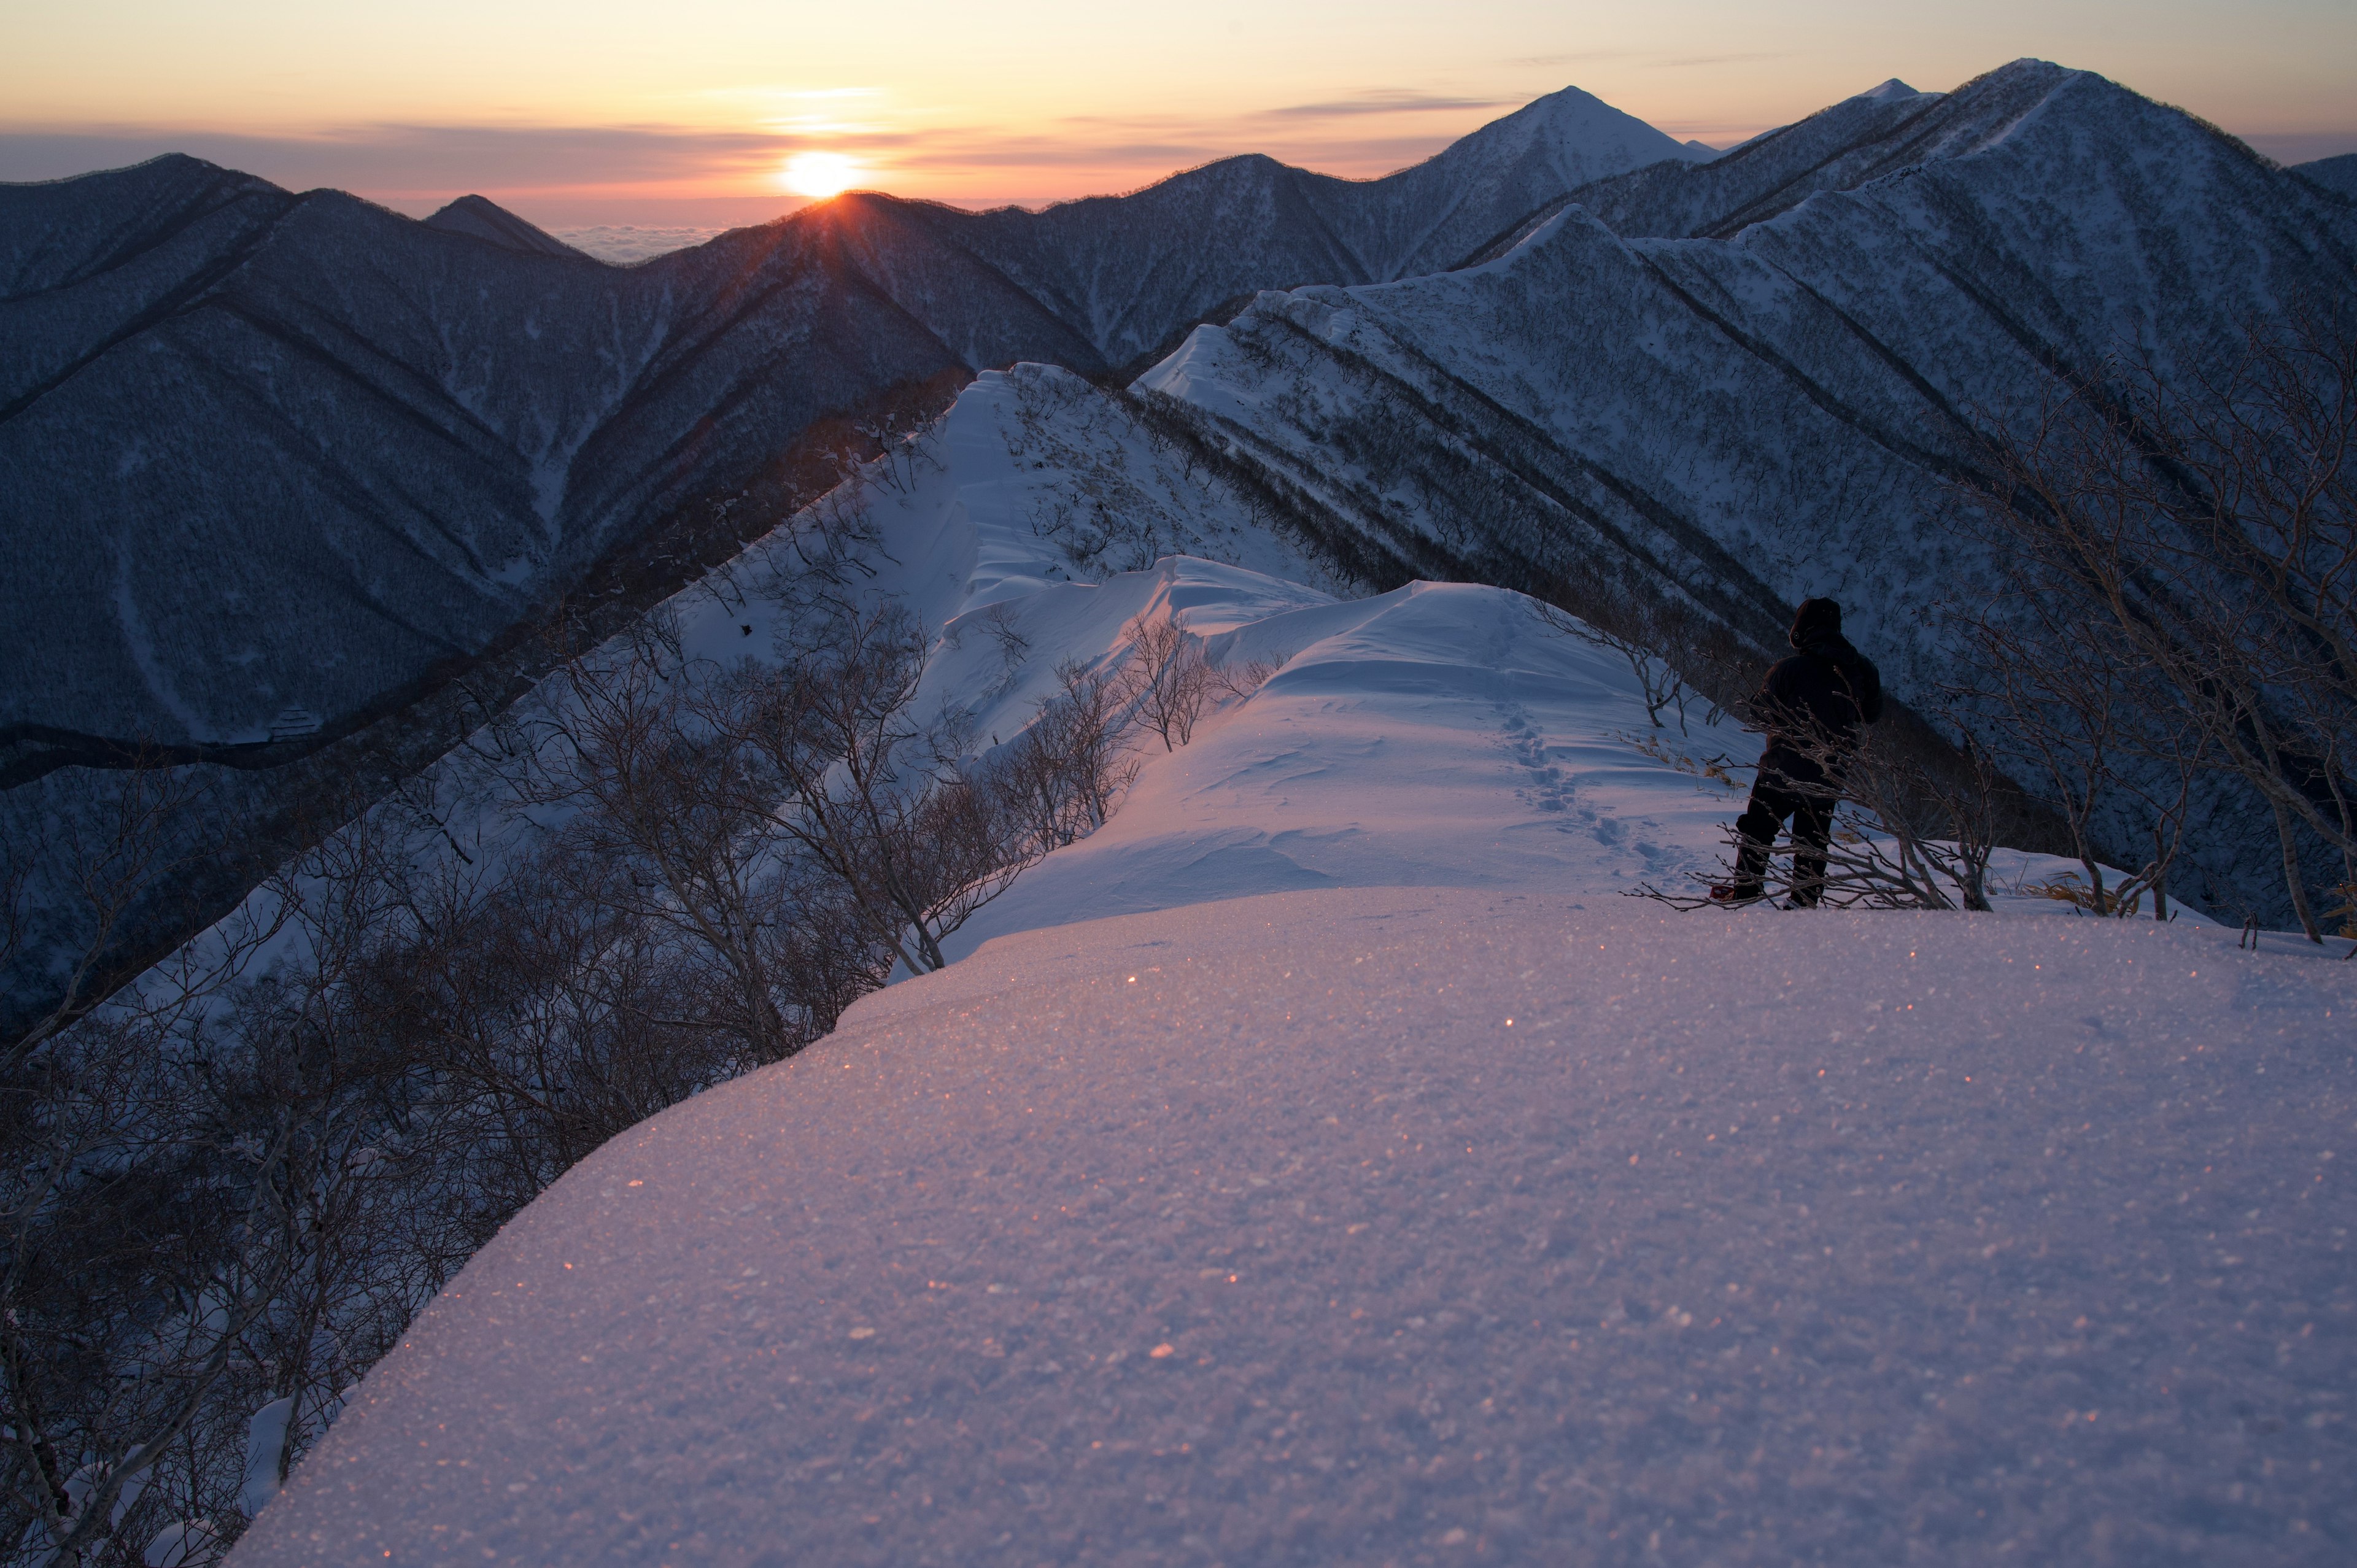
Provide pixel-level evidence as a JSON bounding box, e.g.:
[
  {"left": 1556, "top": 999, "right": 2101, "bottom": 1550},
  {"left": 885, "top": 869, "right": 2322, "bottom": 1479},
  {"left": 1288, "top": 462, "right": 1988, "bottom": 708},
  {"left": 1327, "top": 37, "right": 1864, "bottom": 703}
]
[
  {"left": 1637, "top": 719, "right": 2010, "bottom": 912},
  {"left": 1115, "top": 610, "right": 1216, "bottom": 751},
  {"left": 993, "top": 660, "right": 1140, "bottom": 852},
  {"left": 1527, "top": 597, "right": 1726, "bottom": 735},
  {"left": 1956, "top": 312, "right": 2356, "bottom": 940},
  {"left": 0, "top": 589, "right": 1165, "bottom": 1566}
]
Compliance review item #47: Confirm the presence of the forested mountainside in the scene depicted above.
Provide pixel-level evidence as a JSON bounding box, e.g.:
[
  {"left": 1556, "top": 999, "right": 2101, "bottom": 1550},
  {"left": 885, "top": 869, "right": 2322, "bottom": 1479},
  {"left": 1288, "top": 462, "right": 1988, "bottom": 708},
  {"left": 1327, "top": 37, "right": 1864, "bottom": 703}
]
[
  {"left": 2294, "top": 153, "right": 2357, "bottom": 200},
  {"left": 1139, "top": 60, "right": 2357, "bottom": 921},
  {"left": 0, "top": 86, "right": 1693, "bottom": 764},
  {"left": 0, "top": 159, "right": 1029, "bottom": 762},
  {"left": 0, "top": 84, "right": 1698, "bottom": 1041}
]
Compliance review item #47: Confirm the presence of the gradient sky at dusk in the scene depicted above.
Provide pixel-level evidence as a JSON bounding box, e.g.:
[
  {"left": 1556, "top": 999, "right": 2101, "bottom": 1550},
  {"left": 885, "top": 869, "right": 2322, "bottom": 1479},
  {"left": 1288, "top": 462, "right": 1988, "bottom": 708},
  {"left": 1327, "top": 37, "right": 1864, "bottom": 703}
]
[{"left": 5, "top": 0, "right": 2352, "bottom": 230}]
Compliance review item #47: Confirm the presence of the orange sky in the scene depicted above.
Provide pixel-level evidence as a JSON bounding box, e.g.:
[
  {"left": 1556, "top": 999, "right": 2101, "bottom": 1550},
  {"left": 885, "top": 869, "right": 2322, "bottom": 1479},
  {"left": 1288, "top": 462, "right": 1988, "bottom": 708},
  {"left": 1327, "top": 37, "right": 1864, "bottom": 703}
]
[{"left": 4, "top": 1, "right": 2352, "bottom": 230}]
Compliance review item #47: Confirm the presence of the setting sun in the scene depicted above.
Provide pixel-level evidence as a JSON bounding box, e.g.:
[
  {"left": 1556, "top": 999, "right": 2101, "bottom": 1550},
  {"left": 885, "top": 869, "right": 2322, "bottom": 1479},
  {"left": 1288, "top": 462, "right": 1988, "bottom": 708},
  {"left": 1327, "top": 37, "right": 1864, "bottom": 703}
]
[{"left": 783, "top": 150, "right": 861, "bottom": 198}]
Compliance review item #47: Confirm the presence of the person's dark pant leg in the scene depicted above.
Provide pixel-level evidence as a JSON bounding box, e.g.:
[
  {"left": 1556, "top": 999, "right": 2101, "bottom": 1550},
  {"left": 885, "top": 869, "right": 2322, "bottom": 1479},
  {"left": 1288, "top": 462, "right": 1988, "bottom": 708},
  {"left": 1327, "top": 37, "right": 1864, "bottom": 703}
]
[
  {"left": 1731, "top": 777, "right": 1840, "bottom": 901},
  {"left": 1786, "top": 790, "right": 1836, "bottom": 906},
  {"left": 1730, "top": 781, "right": 1795, "bottom": 895}
]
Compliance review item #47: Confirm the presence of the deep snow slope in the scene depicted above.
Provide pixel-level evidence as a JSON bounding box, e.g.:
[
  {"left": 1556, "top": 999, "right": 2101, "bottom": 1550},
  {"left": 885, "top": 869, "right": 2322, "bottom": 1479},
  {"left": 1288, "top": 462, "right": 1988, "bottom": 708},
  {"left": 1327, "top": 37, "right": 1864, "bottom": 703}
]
[
  {"left": 1139, "top": 59, "right": 2357, "bottom": 919},
  {"left": 233, "top": 887, "right": 2355, "bottom": 1567},
  {"left": 940, "top": 577, "right": 1761, "bottom": 959},
  {"left": 224, "top": 363, "right": 2312, "bottom": 1568}
]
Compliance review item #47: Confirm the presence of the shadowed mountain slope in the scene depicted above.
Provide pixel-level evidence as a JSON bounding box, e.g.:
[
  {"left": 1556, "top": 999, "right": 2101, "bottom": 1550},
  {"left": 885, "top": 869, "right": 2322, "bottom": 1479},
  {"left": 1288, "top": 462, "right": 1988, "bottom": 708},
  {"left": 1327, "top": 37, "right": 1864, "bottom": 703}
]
[
  {"left": 0, "top": 88, "right": 1697, "bottom": 760},
  {"left": 2296, "top": 152, "right": 2357, "bottom": 201},
  {"left": 423, "top": 193, "right": 590, "bottom": 258},
  {"left": 0, "top": 92, "right": 1706, "bottom": 1042},
  {"left": 1, "top": 161, "right": 1005, "bottom": 755},
  {"left": 1138, "top": 60, "right": 2357, "bottom": 920}
]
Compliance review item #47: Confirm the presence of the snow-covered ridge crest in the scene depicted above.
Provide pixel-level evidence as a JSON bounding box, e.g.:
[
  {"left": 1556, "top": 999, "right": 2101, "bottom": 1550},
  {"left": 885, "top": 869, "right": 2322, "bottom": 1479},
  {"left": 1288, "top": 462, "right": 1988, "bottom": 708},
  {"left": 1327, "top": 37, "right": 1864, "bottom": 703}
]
[{"left": 136, "top": 358, "right": 2281, "bottom": 1568}]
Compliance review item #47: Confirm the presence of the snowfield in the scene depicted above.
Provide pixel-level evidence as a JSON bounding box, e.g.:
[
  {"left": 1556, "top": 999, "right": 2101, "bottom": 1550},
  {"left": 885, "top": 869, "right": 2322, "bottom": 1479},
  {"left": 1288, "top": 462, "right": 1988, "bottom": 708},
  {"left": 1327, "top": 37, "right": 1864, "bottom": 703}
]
[
  {"left": 234, "top": 892, "right": 2352, "bottom": 1567},
  {"left": 227, "top": 366, "right": 2352, "bottom": 1565}
]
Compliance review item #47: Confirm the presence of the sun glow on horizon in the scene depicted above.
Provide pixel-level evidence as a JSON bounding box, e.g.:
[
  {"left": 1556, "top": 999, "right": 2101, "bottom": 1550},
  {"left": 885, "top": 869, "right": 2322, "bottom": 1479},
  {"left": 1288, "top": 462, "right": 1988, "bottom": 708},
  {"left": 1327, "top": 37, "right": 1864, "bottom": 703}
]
[{"left": 783, "top": 150, "right": 861, "bottom": 198}]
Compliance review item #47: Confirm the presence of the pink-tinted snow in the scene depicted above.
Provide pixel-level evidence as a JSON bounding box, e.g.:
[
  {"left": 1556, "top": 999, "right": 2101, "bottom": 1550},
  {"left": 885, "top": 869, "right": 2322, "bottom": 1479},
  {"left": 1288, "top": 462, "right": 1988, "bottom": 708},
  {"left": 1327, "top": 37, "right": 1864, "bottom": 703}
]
[{"left": 234, "top": 888, "right": 2354, "bottom": 1566}]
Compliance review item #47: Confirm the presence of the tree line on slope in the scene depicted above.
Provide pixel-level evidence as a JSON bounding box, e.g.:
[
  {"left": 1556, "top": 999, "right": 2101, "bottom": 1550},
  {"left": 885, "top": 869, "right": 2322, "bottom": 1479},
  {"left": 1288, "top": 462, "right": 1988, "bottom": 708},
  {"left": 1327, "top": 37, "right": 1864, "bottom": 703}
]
[
  {"left": 1605, "top": 313, "right": 2355, "bottom": 932},
  {"left": 0, "top": 368, "right": 980, "bottom": 1059},
  {"left": 0, "top": 517, "right": 1262, "bottom": 1565},
  {"left": 1955, "top": 314, "right": 2357, "bottom": 940}
]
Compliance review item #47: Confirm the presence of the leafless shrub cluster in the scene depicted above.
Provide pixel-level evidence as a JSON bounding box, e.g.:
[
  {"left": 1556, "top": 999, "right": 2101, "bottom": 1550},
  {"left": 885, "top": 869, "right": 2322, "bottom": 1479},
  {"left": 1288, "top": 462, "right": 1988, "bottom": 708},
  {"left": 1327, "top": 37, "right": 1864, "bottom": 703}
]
[
  {"left": 1636, "top": 718, "right": 2010, "bottom": 913},
  {"left": 0, "top": 571, "right": 1298, "bottom": 1564},
  {"left": 1528, "top": 597, "right": 1732, "bottom": 734},
  {"left": 0, "top": 576, "right": 1239, "bottom": 1563},
  {"left": 1956, "top": 312, "right": 2356, "bottom": 940},
  {"left": 996, "top": 660, "right": 1138, "bottom": 851},
  {"left": 1118, "top": 612, "right": 1214, "bottom": 751}
]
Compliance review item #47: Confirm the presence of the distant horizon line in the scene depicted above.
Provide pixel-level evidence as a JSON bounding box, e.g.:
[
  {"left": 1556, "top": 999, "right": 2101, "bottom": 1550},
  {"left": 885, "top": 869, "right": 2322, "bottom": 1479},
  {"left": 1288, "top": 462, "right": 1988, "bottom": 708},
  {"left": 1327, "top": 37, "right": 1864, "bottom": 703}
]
[{"left": 6, "top": 67, "right": 2353, "bottom": 239}]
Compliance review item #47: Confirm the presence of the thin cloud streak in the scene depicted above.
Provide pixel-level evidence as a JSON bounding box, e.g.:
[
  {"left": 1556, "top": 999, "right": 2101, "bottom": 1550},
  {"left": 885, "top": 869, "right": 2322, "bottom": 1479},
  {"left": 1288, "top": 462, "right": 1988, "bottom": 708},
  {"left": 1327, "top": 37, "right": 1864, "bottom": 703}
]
[
  {"left": 0, "top": 123, "right": 809, "bottom": 190},
  {"left": 1256, "top": 90, "right": 1511, "bottom": 119}
]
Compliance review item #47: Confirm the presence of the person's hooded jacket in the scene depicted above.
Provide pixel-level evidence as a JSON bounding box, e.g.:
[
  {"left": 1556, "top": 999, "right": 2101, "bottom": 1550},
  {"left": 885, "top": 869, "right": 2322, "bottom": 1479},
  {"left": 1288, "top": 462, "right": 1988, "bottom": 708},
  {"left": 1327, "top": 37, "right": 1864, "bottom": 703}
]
[{"left": 1751, "top": 598, "right": 1883, "bottom": 791}]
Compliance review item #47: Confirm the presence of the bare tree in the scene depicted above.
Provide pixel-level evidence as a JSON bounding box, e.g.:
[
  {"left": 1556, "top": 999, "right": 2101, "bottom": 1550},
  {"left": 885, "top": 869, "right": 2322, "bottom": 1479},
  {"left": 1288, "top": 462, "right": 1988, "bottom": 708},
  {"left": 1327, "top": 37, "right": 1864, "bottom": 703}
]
[
  {"left": 2, "top": 755, "right": 284, "bottom": 1072},
  {"left": 994, "top": 660, "right": 1140, "bottom": 852},
  {"left": 1116, "top": 610, "right": 1215, "bottom": 751},
  {"left": 1530, "top": 601, "right": 1686, "bottom": 730},
  {"left": 719, "top": 600, "right": 1033, "bottom": 974},
  {"left": 1961, "top": 312, "right": 2356, "bottom": 939}
]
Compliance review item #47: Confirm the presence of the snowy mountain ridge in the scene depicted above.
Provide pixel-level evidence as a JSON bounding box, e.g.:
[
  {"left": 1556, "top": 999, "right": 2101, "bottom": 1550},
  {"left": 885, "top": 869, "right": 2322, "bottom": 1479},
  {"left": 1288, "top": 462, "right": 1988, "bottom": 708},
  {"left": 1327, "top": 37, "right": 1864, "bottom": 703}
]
[
  {"left": 1135, "top": 58, "right": 2357, "bottom": 920},
  {"left": 0, "top": 82, "right": 1697, "bottom": 762},
  {"left": 221, "top": 372, "right": 2350, "bottom": 1567},
  {"left": 6, "top": 55, "right": 2351, "bottom": 1046},
  {"left": 0, "top": 83, "right": 1711, "bottom": 1041}
]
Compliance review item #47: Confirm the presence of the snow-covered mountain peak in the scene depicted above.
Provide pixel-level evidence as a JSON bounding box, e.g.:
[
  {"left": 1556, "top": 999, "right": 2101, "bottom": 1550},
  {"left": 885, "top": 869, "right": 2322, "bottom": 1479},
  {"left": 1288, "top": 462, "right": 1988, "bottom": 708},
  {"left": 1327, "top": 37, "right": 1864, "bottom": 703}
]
[
  {"left": 1853, "top": 77, "right": 1922, "bottom": 102},
  {"left": 1439, "top": 82, "right": 1713, "bottom": 171},
  {"left": 422, "top": 193, "right": 593, "bottom": 260}
]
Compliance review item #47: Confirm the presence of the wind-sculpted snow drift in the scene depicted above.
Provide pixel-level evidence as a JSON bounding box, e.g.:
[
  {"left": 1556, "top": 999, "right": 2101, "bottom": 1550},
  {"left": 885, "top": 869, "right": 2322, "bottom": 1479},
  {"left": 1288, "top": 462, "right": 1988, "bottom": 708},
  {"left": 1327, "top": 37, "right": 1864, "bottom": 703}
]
[{"left": 75, "top": 355, "right": 2351, "bottom": 1568}]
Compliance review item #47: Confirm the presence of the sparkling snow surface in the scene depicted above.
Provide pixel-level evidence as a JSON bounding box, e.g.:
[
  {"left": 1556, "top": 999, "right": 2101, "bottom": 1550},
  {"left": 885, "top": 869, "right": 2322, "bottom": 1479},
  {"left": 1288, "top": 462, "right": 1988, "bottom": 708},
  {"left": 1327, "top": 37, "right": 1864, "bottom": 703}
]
[{"left": 236, "top": 890, "right": 2352, "bottom": 1566}]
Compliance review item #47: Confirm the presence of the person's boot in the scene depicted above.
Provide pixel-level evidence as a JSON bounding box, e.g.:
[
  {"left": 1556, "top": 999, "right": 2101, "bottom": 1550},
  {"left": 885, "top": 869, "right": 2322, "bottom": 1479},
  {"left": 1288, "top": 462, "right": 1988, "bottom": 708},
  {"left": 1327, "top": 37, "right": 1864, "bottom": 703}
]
[
  {"left": 1714, "top": 822, "right": 1773, "bottom": 906},
  {"left": 1785, "top": 861, "right": 1827, "bottom": 910}
]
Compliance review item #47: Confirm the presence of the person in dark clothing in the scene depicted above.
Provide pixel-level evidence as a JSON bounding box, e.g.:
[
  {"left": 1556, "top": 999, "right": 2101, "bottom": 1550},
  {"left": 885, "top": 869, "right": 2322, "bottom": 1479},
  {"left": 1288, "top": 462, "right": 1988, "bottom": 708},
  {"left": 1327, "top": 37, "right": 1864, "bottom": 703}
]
[{"left": 1712, "top": 597, "right": 1884, "bottom": 908}]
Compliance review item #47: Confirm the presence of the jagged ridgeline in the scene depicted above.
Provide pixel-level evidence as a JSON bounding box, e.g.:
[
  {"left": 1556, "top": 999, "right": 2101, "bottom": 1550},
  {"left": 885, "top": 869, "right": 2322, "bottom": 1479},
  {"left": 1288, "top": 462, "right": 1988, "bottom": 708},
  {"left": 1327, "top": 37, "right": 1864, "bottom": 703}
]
[
  {"left": 4, "top": 60, "right": 2355, "bottom": 1036},
  {"left": 0, "top": 83, "right": 1705, "bottom": 1040},
  {"left": 1137, "top": 61, "right": 2357, "bottom": 921}
]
